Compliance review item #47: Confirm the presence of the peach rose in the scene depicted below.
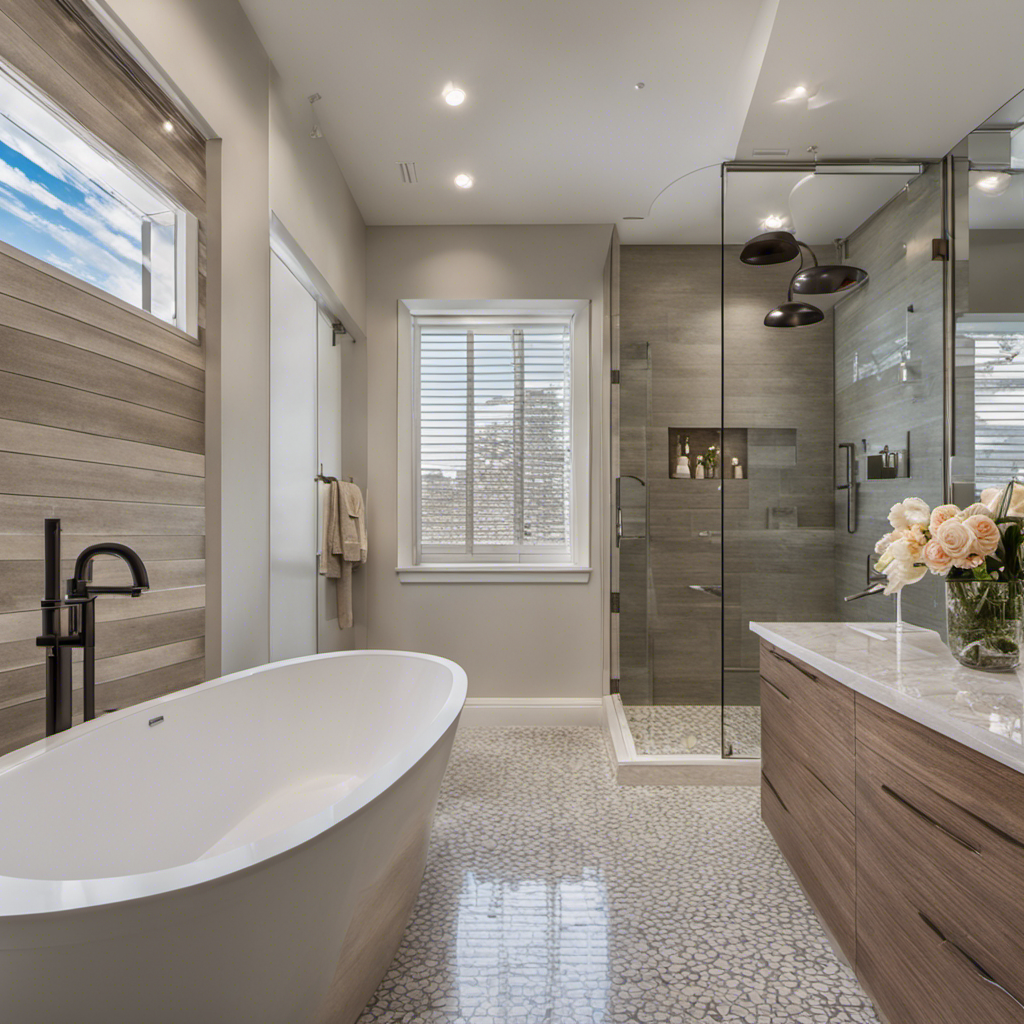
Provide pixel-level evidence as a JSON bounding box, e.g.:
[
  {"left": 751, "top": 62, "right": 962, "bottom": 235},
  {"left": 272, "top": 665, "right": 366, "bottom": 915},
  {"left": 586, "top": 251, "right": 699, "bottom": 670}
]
[
  {"left": 929, "top": 504, "right": 961, "bottom": 533},
  {"left": 954, "top": 553, "right": 985, "bottom": 570},
  {"left": 961, "top": 502, "right": 994, "bottom": 520},
  {"left": 935, "top": 518, "right": 975, "bottom": 560},
  {"left": 923, "top": 539, "right": 953, "bottom": 575},
  {"left": 963, "top": 514, "right": 1000, "bottom": 557}
]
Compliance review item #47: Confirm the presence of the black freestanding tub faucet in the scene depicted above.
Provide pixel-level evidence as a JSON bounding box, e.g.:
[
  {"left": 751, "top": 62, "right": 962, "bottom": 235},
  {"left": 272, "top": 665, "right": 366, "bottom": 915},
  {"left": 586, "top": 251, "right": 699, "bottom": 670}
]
[{"left": 36, "top": 518, "right": 150, "bottom": 735}]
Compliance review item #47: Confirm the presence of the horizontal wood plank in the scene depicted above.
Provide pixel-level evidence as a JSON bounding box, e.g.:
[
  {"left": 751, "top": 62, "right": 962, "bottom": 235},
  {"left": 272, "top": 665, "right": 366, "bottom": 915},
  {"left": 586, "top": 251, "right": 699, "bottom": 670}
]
[
  {"left": 0, "top": 532, "right": 204, "bottom": 561},
  {"left": 0, "top": 327, "right": 204, "bottom": 420},
  {"left": 0, "top": 291, "right": 203, "bottom": 389},
  {"left": 0, "top": 494, "right": 204, "bottom": 535},
  {"left": 0, "top": 606, "right": 204, "bottom": 674},
  {"left": 0, "top": 586, "right": 204, "bottom": 644},
  {"left": 0, "top": 371, "right": 203, "bottom": 452},
  {"left": 0, "top": 451, "right": 203, "bottom": 505},
  {"left": 0, "top": 419, "right": 204, "bottom": 476},
  {"left": 0, "top": 636, "right": 204, "bottom": 710},
  {"left": 0, "top": 246, "right": 203, "bottom": 369},
  {"left": 0, "top": 559, "right": 204, "bottom": 612}
]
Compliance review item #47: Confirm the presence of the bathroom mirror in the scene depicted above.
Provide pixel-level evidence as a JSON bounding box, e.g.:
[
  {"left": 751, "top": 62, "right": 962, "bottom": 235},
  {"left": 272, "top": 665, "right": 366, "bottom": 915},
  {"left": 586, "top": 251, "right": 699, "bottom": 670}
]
[{"left": 950, "top": 85, "right": 1024, "bottom": 506}]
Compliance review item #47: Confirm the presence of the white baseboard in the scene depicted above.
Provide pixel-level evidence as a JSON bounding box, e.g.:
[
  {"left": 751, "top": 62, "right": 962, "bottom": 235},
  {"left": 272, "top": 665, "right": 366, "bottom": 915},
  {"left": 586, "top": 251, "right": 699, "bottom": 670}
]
[{"left": 460, "top": 697, "right": 603, "bottom": 728}]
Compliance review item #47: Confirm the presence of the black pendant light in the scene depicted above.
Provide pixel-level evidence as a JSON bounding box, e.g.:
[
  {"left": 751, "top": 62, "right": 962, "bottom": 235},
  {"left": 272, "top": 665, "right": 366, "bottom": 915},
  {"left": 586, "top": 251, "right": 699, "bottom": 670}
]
[
  {"left": 738, "top": 231, "right": 802, "bottom": 266},
  {"left": 764, "top": 301, "right": 825, "bottom": 328},
  {"left": 790, "top": 263, "right": 868, "bottom": 296},
  {"left": 741, "top": 230, "right": 867, "bottom": 328}
]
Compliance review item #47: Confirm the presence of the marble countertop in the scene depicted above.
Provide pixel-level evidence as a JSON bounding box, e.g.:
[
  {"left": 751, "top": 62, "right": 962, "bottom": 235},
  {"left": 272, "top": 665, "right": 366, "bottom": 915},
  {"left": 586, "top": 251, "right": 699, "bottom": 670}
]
[{"left": 749, "top": 620, "right": 1024, "bottom": 774}]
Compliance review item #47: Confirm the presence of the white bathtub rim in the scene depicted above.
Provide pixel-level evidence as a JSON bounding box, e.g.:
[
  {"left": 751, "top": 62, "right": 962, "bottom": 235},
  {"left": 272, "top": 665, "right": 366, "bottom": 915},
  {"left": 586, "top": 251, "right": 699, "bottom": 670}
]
[{"left": 0, "top": 649, "right": 466, "bottom": 919}]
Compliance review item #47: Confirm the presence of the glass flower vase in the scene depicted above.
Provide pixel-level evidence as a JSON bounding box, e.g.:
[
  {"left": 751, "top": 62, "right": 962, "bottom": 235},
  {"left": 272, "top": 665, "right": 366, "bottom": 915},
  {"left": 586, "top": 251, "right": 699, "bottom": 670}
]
[{"left": 945, "top": 579, "right": 1024, "bottom": 671}]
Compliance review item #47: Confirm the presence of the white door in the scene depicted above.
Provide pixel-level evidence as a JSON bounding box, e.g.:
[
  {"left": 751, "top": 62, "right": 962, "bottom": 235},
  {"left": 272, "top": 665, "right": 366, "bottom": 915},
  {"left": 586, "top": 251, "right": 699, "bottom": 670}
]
[{"left": 269, "top": 252, "right": 318, "bottom": 660}]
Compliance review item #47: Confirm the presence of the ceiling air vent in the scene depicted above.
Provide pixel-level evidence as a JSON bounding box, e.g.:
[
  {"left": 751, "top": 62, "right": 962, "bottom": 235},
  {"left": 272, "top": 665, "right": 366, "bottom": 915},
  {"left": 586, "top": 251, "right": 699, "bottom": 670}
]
[
  {"left": 397, "top": 161, "right": 418, "bottom": 184},
  {"left": 752, "top": 148, "right": 790, "bottom": 158}
]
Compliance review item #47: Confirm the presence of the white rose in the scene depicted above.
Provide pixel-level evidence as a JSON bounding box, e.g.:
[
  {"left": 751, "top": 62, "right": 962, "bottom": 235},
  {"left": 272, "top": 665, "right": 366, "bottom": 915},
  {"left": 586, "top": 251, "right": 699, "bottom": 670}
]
[{"left": 888, "top": 498, "right": 930, "bottom": 531}]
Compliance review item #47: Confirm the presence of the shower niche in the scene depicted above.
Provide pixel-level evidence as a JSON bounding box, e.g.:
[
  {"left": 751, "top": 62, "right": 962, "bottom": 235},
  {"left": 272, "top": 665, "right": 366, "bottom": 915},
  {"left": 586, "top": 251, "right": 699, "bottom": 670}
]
[{"left": 668, "top": 426, "right": 748, "bottom": 479}]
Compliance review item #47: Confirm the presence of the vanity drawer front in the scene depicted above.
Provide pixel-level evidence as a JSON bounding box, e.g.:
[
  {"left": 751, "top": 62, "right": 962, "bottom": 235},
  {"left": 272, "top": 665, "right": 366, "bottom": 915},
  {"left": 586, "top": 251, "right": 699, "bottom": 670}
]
[
  {"left": 857, "top": 739, "right": 1024, "bottom": 998},
  {"left": 856, "top": 694, "right": 1024, "bottom": 848},
  {"left": 761, "top": 768, "right": 856, "bottom": 961},
  {"left": 857, "top": 839, "right": 1024, "bottom": 1024},
  {"left": 761, "top": 719, "right": 855, "bottom": 885},
  {"left": 759, "top": 658, "right": 855, "bottom": 811}
]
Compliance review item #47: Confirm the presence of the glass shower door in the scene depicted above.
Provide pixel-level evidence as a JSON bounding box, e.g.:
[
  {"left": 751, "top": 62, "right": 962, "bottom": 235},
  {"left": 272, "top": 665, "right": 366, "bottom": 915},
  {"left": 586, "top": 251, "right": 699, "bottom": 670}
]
[{"left": 616, "top": 342, "right": 651, "bottom": 708}]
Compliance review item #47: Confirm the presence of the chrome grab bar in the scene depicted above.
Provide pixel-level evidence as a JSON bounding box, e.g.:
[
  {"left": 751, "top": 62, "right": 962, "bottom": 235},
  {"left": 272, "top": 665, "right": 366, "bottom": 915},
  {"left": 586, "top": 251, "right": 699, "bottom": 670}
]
[{"left": 837, "top": 442, "right": 857, "bottom": 533}]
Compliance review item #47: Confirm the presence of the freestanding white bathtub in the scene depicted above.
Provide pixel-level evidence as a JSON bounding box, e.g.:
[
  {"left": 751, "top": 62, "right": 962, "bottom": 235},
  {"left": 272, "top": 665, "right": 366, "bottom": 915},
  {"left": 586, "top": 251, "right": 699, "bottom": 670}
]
[{"left": 0, "top": 650, "right": 466, "bottom": 1024}]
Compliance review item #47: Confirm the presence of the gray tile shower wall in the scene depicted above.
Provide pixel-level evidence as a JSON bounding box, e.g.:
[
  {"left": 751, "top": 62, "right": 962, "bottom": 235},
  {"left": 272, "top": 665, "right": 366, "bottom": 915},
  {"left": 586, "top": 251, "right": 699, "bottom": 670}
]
[
  {"left": 833, "top": 164, "right": 946, "bottom": 634},
  {"left": 620, "top": 246, "right": 835, "bottom": 707}
]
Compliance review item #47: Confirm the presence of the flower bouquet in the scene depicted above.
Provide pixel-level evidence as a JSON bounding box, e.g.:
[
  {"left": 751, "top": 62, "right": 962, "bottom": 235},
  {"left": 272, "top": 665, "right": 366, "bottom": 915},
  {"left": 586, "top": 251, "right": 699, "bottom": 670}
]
[{"left": 874, "top": 483, "right": 1024, "bottom": 670}]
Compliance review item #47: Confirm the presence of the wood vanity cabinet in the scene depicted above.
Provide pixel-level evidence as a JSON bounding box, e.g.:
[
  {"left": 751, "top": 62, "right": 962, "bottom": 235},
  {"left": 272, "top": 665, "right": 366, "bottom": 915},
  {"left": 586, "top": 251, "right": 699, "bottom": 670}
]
[{"left": 760, "top": 639, "right": 1024, "bottom": 1024}]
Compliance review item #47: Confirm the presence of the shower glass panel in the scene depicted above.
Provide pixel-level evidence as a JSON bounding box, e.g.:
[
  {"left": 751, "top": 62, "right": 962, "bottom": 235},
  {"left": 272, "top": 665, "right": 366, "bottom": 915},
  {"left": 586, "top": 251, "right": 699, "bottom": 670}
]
[
  {"left": 617, "top": 341, "right": 651, "bottom": 710},
  {"left": 617, "top": 246, "right": 723, "bottom": 756},
  {"left": 614, "top": 161, "right": 946, "bottom": 762}
]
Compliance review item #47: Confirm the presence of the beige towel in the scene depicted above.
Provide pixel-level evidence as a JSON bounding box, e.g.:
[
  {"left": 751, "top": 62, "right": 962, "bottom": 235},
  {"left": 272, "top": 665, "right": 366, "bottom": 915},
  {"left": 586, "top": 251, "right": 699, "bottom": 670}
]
[{"left": 319, "top": 480, "right": 367, "bottom": 628}]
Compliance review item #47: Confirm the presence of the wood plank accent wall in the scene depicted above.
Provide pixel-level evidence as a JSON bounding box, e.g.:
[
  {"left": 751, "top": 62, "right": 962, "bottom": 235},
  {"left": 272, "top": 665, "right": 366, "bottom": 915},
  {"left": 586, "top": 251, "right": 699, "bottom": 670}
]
[{"left": 0, "top": 0, "right": 207, "bottom": 755}]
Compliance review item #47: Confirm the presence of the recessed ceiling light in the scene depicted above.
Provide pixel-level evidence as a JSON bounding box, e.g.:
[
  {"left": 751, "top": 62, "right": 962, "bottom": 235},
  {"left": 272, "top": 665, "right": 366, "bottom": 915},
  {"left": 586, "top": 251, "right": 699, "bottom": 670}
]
[
  {"left": 634, "top": 82, "right": 645, "bottom": 90},
  {"left": 443, "top": 83, "right": 466, "bottom": 106},
  {"left": 971, "top": 170, "right": 1012, "bottom": 195},
  {"left": 454, "top": 173, "right": 474, "bottom": 189},
  {"left": 762, "top": 214, "right": 786, "bottom": 230},
  {"left": 162, "top": 120, "right": 174, "bottom": 133}
]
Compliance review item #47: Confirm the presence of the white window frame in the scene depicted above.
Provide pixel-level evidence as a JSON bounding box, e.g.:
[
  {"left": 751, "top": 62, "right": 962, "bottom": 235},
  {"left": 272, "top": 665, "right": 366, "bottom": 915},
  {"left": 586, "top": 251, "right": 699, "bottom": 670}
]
[
  {"left": 397, "top": 299, "right": 591, "bottom": 583},
  {"left": 0, "top": 58, "right": 199, "bottom": 339}
]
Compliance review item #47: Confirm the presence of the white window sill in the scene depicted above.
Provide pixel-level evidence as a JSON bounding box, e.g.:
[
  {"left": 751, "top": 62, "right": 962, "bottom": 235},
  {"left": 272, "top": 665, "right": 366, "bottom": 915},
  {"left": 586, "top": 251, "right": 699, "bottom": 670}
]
[{"left": 397, "top": 565, "right": 592, "bottom": 584}]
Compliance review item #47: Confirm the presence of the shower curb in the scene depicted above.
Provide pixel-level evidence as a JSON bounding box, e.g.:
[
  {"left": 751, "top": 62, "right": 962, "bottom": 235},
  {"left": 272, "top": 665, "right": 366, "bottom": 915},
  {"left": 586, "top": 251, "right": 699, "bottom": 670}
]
[{"left": 602, "top": 696, "right": 761, "bottom": 786}]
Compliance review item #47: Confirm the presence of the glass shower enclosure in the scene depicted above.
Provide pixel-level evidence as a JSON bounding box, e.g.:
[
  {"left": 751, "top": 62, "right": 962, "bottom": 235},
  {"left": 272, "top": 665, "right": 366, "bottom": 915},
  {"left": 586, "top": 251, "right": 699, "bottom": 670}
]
[{"left": 612, "top": 160, "right": 946, "bottom": 762}]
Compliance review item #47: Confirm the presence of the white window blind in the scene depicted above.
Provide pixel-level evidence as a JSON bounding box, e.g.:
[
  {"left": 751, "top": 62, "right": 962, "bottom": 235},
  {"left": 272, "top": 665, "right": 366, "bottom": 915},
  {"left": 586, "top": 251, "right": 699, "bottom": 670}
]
[
  {"left": 415, "top": 317, "right": 574, "bottom": 563},
  {"left": 969, "top": 328, "right": 1024, "bottom": 489}
]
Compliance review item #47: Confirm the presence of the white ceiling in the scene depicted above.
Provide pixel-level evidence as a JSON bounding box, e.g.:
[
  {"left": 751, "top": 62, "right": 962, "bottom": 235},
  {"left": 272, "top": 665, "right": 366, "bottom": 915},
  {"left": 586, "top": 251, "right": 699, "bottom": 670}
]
[
  {"left": 723, "top": 170, "right": 917, "bottom": 245},
  {"left": 239, "top": 0, "right": 1024, "bottom": 243}
]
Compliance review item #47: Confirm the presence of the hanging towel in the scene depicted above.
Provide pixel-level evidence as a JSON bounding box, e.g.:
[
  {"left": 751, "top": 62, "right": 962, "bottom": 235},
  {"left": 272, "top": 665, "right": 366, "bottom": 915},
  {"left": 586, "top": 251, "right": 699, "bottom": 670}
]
[{"left": 319, "top": 479, "right": 367, "bottom": 628}]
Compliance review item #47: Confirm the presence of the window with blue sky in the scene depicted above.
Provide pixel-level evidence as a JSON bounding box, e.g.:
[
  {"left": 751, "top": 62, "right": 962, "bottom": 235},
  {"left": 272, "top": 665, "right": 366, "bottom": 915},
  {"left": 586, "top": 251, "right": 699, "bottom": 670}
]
[{"left": 0, "top": 65, "right": 178, "bottom": 324}]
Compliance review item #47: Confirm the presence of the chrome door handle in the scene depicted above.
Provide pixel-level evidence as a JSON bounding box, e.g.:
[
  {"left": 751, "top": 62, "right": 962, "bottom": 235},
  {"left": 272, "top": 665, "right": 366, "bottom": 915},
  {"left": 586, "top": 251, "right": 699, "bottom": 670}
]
[{"left": 689, "top": 584, "right": 723, "bottom": 598}]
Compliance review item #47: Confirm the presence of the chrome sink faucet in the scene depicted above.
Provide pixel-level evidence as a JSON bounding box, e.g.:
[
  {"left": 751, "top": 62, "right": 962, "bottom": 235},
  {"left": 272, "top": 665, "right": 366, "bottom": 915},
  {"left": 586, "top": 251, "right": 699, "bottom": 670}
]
[{"left": 36, "top": 518, "right": 150, "bottom": 735}]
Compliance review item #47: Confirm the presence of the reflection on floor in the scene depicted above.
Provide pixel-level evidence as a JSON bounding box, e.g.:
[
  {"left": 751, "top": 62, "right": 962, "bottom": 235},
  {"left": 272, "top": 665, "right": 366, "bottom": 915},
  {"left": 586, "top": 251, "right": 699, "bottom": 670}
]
[
  {"left": 623, "top": 704, "right": 762, "bottom": 758},
  {"left": 357, "top": 728, "right": 876, "bottom": 1024}
]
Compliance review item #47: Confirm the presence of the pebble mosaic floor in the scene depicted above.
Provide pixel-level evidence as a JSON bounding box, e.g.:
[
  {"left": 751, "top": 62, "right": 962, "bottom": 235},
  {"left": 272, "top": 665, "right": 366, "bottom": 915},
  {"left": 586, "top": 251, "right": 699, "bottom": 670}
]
[
  {"left": 356, "top": 727, "right": 879, "bottom": 1024},
  {"left": 623, "top": 704, "right": 762, "bottom": 758}
]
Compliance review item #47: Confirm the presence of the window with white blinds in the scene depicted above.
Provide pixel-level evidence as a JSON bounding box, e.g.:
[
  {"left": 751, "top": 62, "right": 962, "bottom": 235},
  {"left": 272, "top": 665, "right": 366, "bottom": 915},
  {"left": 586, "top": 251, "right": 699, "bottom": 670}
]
[
  {"left": 967, "top": 326, "right": 1024, "bottom": 489},
  {"left": 414, "top": 317, "right": 575, "bottom": 563}
]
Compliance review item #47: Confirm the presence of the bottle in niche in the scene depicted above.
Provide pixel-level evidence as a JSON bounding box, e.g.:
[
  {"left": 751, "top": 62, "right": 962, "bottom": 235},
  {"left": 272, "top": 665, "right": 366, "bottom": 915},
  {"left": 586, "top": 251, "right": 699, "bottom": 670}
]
[
  {"left": 675, "top": 435, "right": 691, "bottom": 478},
  {"left": 694, "top": 456, "right": 705, "bottom": 479},
  {"left": 732, "top": 457, "right": 744, "bottom": 479}
]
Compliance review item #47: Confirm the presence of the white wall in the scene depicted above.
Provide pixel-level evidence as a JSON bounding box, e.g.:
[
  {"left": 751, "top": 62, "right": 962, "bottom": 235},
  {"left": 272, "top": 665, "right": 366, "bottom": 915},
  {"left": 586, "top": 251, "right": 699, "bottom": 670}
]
[
  {"left": 269, "top": 73, "right": 366, "bottom": 332},
  {"left": 102, "top": 0, "right": 367, "bottom": 675},
  {"left": 366, "top": 224, "right": 613, "bottom": 699}
]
